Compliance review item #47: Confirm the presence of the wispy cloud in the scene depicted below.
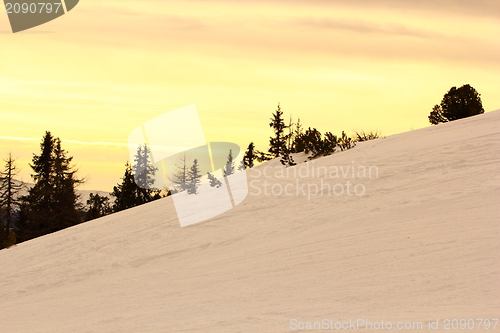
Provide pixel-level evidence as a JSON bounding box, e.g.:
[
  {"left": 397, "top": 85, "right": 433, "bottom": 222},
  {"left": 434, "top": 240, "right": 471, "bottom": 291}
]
[
  {"left": 295, "top": 17, "right": 440, "bottom": 39},
  {"left": 1, "top": 0, "right": 499, "bottom": 192},
  {"left": 0, "top": 136, "right": 129, "bottom": 147},
  {"left": 221, "top": 0, "right": 500, "bottom": 19}
]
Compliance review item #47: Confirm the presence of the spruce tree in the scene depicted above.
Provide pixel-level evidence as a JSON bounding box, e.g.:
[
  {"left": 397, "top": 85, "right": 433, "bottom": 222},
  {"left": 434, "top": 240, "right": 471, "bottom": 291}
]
[
  {"left": 238, "top": 159, "right": 245, "bottom": 171},
  {"left": 291, "top": 118, "right": 305, "bottom": 153},
  {"left": 243, "top": 142, "right": 256, "bottom": 169},
  {"left": 84, "top": 193, "right": 111, "bottom": 221},
  {"left": 255, "top": 150, "right": 273, "bottom": 162},
  {"left": 0, "top": 154, "right": 22, "bottom": 249},
  {"left": 19, "top": 131, "right": 56, "bottom": 241},
  {"left": 337, "top": 131, "right": 356, "bottom": 151},
  {"left": 112, "top": 162, "right": 141, "bottom": 212},
  {"left": 52, "top": 138, "right": 82, "bottom": 228},
  {"left": 0, "top": 223, "right": 7, "bottom": 250},
  {"left": 207, "top": 172, "right": 223, "bottom": 188},
  {"left": 292, "top": 127, "right": 338, "bottom": 159},
  {"left": 0, "top": 154, "right": 22, "bottom": 229},
  {"left": 268, "top": 103, "right": 288, "bottom": 159},
  {"left": 187, "top": 159, "right": 202, "bottom": 195},
  {"left": 132, "top": 144, "right": 158, "bottom": 203},
  {"left": 299, "top": 127, "right": 322, "bottom": 155},
  {"left": 223, "top": 149, "right": 235, "bottom": 177},
  {"left": 18, "top": 132, "right": 82, "bottom": 242},
  {"left": 322, "top": 132, "right": 337, "bottom": 155},
  {"left": 169, "top": 154, "right": 190, "bottom": 193},
  {"left": 280, "top": 117, "right": 296, "bottom": 167}
]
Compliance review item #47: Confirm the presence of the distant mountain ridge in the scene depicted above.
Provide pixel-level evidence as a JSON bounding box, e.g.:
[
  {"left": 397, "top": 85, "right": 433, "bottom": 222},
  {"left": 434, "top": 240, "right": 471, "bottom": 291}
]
[{"left": 10, "top": 179, "right": 111, "bottom": 206}]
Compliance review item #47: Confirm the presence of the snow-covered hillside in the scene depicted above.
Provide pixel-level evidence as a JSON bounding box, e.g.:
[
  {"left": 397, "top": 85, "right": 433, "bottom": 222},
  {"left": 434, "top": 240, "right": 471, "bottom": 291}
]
[{"left": 1, "top": 111, "right": 499, "bottom": 333}]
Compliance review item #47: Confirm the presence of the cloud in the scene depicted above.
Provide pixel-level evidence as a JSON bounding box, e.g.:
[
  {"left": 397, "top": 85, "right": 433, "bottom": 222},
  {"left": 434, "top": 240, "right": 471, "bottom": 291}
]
[
  {"left": 294, "top": 17, "right": 440, "bottom": 39},
  {"left": 0, "top": 136, "right": 40, "bottom": 142},
  {"left": 216, "top": 0, "right": 500, "bottom": 19},
  {"left": 0, "top": 136, "right": 129, "bottom": 147},
  {"left": 76, "top": 3, "right": 209, "bottom": 32}
]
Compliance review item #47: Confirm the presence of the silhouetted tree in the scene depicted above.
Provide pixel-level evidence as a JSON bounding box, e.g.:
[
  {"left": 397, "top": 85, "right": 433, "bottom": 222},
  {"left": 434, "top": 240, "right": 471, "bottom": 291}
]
[
  {"left": 0, "top": 154, "right": 22, "bottom": 249},
  {"left": 52, "top": 138, "right": 83, "bottom": 226},
  {"left": 18, "top": 132, "right": 83, "bottom": 242},
  {"left": 268, "top": 103, "right": 288, "bottom": 159},
  {"left": 255, "top": 150, "right": 273, "bottom": 162},
  {"left": 112, "top": 162, "right": 140, "bottom": 212},
  {"left": 291, "top": 118, "right": 305, "bottom": 153},
  {"left": 294, "top": 127, "right": 337, "bottom": 159},
  {"left": 242, "top": 142, "right": 256, "bottom": 169},
  {"left": 337, "top": 131, "right": 356, "bottom": 151},
  {"left": 84, "top": 193, "right": 112, "bottom": 221},
  {"left": 320, "top": 132, "right": 337, "bottom": 156},
  {"left": 18, "top": 131, "right": 56, "bottom": 241},
  {"left": 355, "top": 130, "right": 381, "bottom": 142},
  {"left": 0, "top": 224, "right": 7, "bottom": 249},
  {"left": 429, "top": 84, "right": 484, "bottom": 124},
  {"left": 295, "top": 127, "right": 320, "bottom": 155},
  {"left": 280, "top": 117, "right": 296, "bottom": 166}
]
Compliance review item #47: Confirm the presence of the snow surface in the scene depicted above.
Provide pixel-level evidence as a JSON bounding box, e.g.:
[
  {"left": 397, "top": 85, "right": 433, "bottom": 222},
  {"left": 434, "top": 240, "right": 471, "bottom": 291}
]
[{"left": 1, "top": 111, "right": 499, "bottom": 332}]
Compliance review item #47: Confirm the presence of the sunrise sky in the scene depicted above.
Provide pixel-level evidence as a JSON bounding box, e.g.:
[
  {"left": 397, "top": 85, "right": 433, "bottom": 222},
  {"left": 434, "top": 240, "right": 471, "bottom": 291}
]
[{"left": 1, "top": 0, "right": 499, "bottom": 191}]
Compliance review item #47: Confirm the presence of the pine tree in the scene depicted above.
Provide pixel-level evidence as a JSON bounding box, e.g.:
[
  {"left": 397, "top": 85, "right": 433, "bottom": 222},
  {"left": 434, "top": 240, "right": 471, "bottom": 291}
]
[
  {"left": 18, "top": 132, "right": 83, "bottom": 242},
  {"left": 291, "top": 118, "right": 305, "bottom": 153},
  {"left": 298, "top": 127, "right": 322, "bottom": 155},
  {"left": 238, "top": 159, "right": 245, "bottom": 171},
  {"left": 18, "top": 131, "right": 56, "bottom": 242},
  {"left": 0, "top": 223, "right": 7, "bottom": 250},
  {"left": 280, "top": 117, "right": 296, "bottom": 167},
  {"left": 322, "top": 132, "right": 337, "bottom": 155},
  {"left": 52, "top": 138, "right": 83, "bottom": 228},
  {"left": 207, "top": 172, "right": 223, "bottom": 188},
  {"left": 268, "top": 103, "right": 288, "bottom": 159},
  {"left": 169, "top": 154, "right": 190, "bottom": 193},
  {"left": 84, "top": 193, "right": 112, "bottom": 221},
  {"left": 0, "top": 154, "right": 22, "bottom": 230},
  {"left": 292, "top": 127, "right": 338, "bottom": 159},
  {"left": 0, "top": 154, "right": 22, "bottom": 249},
  {"left": 354, "top": 130, "right": 381, "bottom": 142},
  {"left": 429, "top": 105, "right": 448, "bottom": 124},
  {"left": 112, "top": 162, "right": 141, "bottom": 212},
  {"left": 132, "top": 144, "right": 158, "bottom": 203},
  {"left": 254, "top": 150, "right": 272, "bottom": 162},
  {"left": 242, "top": 142, "right": 256, "bottom": 169},
  {"left": 223, "top": 150, "right": 235, "bottom": 177},
  {"left": 187, "top": 159, "right": 202, "bottom": 195},
  {"left": 337, "top": 131, "right": 356, "bottom": 151},
  {"left": 429, "top": 84, "right": 484, "bottom": 124}
]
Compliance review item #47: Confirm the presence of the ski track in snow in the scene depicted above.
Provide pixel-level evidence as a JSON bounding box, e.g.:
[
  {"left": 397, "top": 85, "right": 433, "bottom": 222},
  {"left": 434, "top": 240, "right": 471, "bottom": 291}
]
[{"left": 1, "top": 111, "right": 499, "bottom": 332}]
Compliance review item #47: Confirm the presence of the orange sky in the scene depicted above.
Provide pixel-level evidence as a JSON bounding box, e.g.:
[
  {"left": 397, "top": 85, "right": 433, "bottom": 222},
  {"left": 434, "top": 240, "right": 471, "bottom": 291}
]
[{"left": 1, "top": 0, "right": 499, "bottom": 192}]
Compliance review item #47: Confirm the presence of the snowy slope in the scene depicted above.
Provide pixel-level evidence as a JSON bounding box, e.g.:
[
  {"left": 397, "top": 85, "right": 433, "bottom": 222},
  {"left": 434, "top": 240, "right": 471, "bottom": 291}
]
[{"left": 1, "top": 111, "right": 499, "bottom": 333}]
